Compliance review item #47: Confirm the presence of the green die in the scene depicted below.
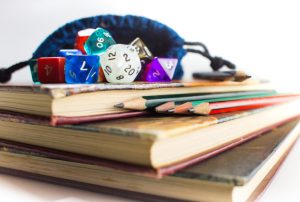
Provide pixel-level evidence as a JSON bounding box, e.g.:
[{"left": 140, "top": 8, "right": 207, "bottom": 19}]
[
  {"left": 29, "top": 59, "right": 40, "bottom": 84},
  {"left": 84, "top": 28, "right": 116, "bottom": 55}
]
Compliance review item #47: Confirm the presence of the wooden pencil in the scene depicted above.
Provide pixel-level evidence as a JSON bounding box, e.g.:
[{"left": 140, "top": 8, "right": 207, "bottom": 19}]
[
  {"left": 167, "top": 102, "right": 193, "bottom": 114},
  {"left": 115, "top": 90, "right": 276, "bottom": 110},
  {"left": 158, "top": 93, "right": 280, "bottom": 114},
  {"left": 190, "top": 94, "right": 300, "bottom": 115},
  {"left": 155, "top": 102, "right": 176, "bottom": 113}
]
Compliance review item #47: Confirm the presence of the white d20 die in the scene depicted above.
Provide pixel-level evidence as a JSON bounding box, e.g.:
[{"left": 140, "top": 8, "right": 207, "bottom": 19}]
[{"left": 100, "top": 44, "right": 141, "bottom": 83}]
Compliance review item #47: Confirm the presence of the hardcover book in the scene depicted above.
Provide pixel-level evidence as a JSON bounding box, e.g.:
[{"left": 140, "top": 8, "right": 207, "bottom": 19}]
[
  {"left": 0, "top": 80, "right": 271, "bottom": 125},
  {"left": 0, "top": 100, "right": 299, "bottom": 169},
  {"left": 0, "top": 119, "right": 299, "bottom": 202}
]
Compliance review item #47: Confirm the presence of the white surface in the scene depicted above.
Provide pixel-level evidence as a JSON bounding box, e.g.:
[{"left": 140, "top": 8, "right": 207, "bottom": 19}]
[
  {"left": 0, "top": 0, "right": 300, "bottom": 201},
  {"left": 0, "top": 174, "right": 136, "bottom": 202}
]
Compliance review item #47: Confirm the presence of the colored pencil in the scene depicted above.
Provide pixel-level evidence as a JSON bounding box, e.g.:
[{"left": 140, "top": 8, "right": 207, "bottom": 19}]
[
  {"left": 207, "top": 104, "right": 275, "bottom": 115},
  {"left": 156, "top": 93, "right": 280, "bottom": 114},
  {"left": 115, "top": 90, "right": 276, "bottom": 110},
  {"left": 193, "top": 70, "right": 251, "bottom": 82},
  {"left": 190, "top": 94, "right": 300, "bottom": 115}
]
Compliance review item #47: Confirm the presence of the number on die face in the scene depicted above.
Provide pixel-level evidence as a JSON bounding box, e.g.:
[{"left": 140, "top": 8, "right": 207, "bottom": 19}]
[
  {"left": 65, "top": 55, "right": 100, "bottom": 84},
  {"left": 140, "top": 57, "right": 178, "bottom": 82},
  {"left": 84, "top": 28, "right": 116, "bottom": 55},
  {"left": 100, "top": 44, "right": 141, "bottom": 83},
  {"left": 37, "top": 57, "right": 65, "bottom": 83}
]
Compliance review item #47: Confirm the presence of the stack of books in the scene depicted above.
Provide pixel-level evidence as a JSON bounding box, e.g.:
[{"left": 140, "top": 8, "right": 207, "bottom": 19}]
[{"left": 0, "top": 79, "right": 299, "bottom": 202}]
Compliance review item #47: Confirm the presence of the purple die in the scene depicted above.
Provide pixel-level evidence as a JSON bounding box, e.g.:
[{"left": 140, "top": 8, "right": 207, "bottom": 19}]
[{"left": 140, "top": 57, "right": 178, "bottom": 82}]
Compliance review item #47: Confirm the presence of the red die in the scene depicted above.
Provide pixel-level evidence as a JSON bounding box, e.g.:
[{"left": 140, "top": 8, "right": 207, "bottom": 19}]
[
  {"left": 37, "top": 57, "right": 65, "bottom": 83},
  {"left": 74, "top": 28, "right": 95, "bottom": 54}
]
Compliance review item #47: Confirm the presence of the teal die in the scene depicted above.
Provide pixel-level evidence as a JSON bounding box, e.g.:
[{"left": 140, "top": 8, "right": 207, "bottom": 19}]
[
  {"left": 84, "top": 28, "right": 116, "bottom": 55},
  {"left": 29, "top": 59, "right": 40, "bottom": 83}
]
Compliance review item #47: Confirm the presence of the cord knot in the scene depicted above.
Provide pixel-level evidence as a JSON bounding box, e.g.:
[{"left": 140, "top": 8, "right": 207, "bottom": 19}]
[
  {"left": 210, "top": 56, "right": 236, "bottom": 71},
  {"left": 0, "top": 68, "right": 12, "bottom": 83},
  {"left": 184, "top": 41, "right": 236, "bottom": 71},
  {"left": 210, "top": 56, "right": 224, "bottom": 71},
  {"left": 0, "top": 60, "right": 30, "bottom": 83}
]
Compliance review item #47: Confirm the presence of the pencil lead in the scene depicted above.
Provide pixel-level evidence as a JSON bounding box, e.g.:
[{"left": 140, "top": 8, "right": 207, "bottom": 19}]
[
  {"left": 167, "top": 109, "right": 175, "bottom": 113},
  {"left": 188, "top": 108, "right": 195, "bottom": 113},
  {"left": 114, "top": 103, "right": 124, "bottom": 108}
]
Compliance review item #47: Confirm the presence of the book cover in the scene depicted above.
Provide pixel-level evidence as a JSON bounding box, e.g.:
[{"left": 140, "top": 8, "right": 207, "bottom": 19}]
[
  {"left": 0, "top": 108, "right": 257, "bottom": 140},
  {"left": 0, "top": 109, "right": 149, "bottom": 126},
  {"left": 0, "top": 80, "right": 268, "bottom": 99}
]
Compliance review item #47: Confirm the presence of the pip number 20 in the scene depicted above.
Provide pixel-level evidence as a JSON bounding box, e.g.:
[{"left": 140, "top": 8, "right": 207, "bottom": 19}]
[{"left": 124, "top": 65, "right": 135, "bottom": 76}]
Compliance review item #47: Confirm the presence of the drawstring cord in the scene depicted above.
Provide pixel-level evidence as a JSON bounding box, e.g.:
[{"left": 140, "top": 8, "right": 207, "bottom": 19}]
[
  {"left": 184, "top": 41, "right": 236, "bottom": 71},
  {"left": 0, "top": 60, "right": 30, "bottom": 83}
]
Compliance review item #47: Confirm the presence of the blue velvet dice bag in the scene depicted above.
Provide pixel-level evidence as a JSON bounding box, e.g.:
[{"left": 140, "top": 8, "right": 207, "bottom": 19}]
[{"left": 0, "top": 14, "right": 235, "bottom": 83}]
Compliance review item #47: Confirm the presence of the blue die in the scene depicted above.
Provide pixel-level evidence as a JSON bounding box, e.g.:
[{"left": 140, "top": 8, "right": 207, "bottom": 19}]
[
  {"left": 65, "top": 55, "right": 100, "bottom": 84},
  {"left": 58, "top": 49, "right": 82, "bottom": 57}
]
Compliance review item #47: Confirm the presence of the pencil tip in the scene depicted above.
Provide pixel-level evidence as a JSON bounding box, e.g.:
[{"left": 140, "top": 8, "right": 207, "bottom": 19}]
[{"left": 114, "top": 103, "right": 124, "bottom": 108}]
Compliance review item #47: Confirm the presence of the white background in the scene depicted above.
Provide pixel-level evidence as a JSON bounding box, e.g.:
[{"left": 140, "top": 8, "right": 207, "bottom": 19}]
[{"left": 0, "top": 0, "right": 300, "bottom": 201}]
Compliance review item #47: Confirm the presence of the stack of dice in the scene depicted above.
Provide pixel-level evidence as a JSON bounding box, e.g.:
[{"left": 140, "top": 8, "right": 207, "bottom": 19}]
[{"left": 30, "top": 27, "right": 178, "bottom": 84}]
